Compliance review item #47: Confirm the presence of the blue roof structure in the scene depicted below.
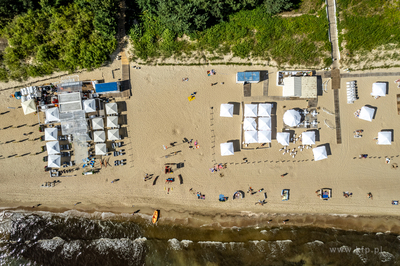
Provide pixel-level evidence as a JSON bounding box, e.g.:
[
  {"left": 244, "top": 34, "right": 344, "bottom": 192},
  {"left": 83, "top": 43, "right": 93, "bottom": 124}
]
[
  {"left": 237, "top": 72, "right": 260, "bottom": 82},
  {"left": 95, "top": 82, "right": 120, "bottom": 94}
]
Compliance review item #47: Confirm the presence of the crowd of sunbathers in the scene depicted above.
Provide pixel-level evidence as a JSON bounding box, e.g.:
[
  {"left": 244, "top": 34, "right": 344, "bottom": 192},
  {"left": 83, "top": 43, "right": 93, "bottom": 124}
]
[
  {"left": 343, "top": 191, "right": 353, "bottom": 198},
  {"left": 196, "top": 192, "right": 205, "bottom": 200}
]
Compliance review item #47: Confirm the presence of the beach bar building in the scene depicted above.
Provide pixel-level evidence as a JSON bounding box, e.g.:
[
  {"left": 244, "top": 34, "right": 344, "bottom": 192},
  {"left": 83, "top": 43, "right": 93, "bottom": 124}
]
[
  {"left": 282, "top": 76, "right": 317, "bottom": 98},
  {"left": 236, "top": 72, "right": 260, "bottom": 84}
]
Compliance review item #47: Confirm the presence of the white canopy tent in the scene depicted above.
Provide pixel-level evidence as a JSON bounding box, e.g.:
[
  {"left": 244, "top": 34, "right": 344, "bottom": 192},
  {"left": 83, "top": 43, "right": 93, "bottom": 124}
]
[
  {"left": 83, "top": 99, "right": 96, "bottom": 113},
  {"left": 371, "top": 83, "right": 387, "bottom": 97},
  {"left": 220, "top": 104, "right": 234, "bottom": 117},
  {"left": 21, "top": 99, "right": 36, "bottom": 115},
  {"left": 105, "top": 103, "right": 118, "bottom": 115},
  {"left": 258, "top": 117, "right": 271, "bottom": 131},
  {"left": 45, "top": 107, "right": 60, "bottom": 123},
  {"left": 283, "top": 109, "right": 301, "bottom": 127},
  {"left": 48, "top": 154, "right": 61, "bottom": 168},
  {"left": 243, "top": 118, "right": 257, "bottom": 131},
  {"left": 95, "top": 143, "right": 107, "bottom": 156},
  {"left": 359, "top": 106, "right": 375, "bottom": 122},
  {"left": 108, "top": 129, "right": 120, "bottom": 141},
  {"left": 107, "top": 116, "right": 119, "bottom": 128},
  {"left": 258, "top": 131, "right": 271, "bottom": 143},
  {"left": 44, "top": 128, "right": 58, "bottom": 141},
  {"left": 301, "top": 131, "right": 316, "bottom": 145},
  {"left": 46, "top": 141, "right": 60, "bottom": 155},
  {"left": 377, "top": 131, "right": 392, "bottom": 145},
  {"left": 277, "top": 132, "right": 290, "bottom": 146},
  {"left": 244, "top": 130, "right": 258, "bottom": 144},
  {"left": 92, "top": 117, "right": 104, "bottom": 130},
  {"left": 220, "top": 142, "right": 234, "bottom": 156},
  {"left": 313, "top": 146, "right": 328, "bottom": 161},
  {"left": 93, "top": 130, "right": 106, "bottom": 142},
  {"left": 244, "top": 104, "right": 257, "bottom": 117},
  {"left": 258, "top": 103, "right": 272, "bottom": 117}
]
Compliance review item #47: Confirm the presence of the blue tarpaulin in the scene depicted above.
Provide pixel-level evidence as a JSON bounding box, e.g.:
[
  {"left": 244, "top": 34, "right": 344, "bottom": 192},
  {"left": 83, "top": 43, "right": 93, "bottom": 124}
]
[
  {"left": 95, "top": 82, "right": 120, "bottom": 94},
  {"left": 237, "top": 72, "right": 260, "bottom": 82}
]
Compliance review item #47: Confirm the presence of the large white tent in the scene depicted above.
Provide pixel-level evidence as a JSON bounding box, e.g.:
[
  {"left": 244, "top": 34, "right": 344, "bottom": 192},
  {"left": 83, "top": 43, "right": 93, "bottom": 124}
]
[
  {"left": 277, "top": 132, "right": 290, "bottom": 146},
  {"left": 46, "top": 141, "right": 60, "bottom": 155},
  {"left": 95, "top": 143, "right": 107, "bottom": 156},
  {"left": 83, "top": 99, "right": 96, "bottom": 113},
  {"left": 359, "top": 106, "right": 375, "bottom": 122},
  {"left": 313, "top": 146, "right": 328, "bottom": 161},
  {"left": 243, "top": 118, "right": 257, "bottom": 131},
  {"left": 302, "top": 131, "right": 316, "bottom": 145},
  {"left": 45, "top": 107, "right": 60, "bottom": 123},
  {"left": 48, "top": 154, "right": 61, "bottom": 168},
  {"left": 21, "top": 99, "right": 36, "bottom": 115},
  {"left": 45, "top": 127, "right": 58, "bottom": 141},
  {"left": 244, "top": 104, "right": 257, "bottom": 117},
  {"left": 92, "top": 117, "right": 104, "bottom": 130},
  {"left": 108, "top": 129, "right": 120, "bottom": 141},
  {"left": 244, "top": 130, "right": 258, "bottom": 143},
  {"left": 105, "top": 103, "right": 118, "bottom": 115},
  {"left": 258, "top": 103, "right": 272, "bottom": 117},
  {"left": 258, "top": 117, "right": 271, "bottom": 131},
  {"left": 258, "top": 131, "right": 271, "bottom": 143},
  {"left": 220, "top": 142, "right": 234, "bottom": 156},
  {"left": 93, "top": 130, "right": 106, "bottom": 142},
  {"left": 107, "top": 116, "right": 119, "bottom": 128},
  {"left": 377, "top": 131, "right": 392, "bottom": 145},
  {"left": 220, "top": 104, "right": 234, "bottom": 117},
  {"left": 371, "top": 83, "right": 387, "bottom": 97},
  {"left": 283, "top": 109, "right": 301, "bottom": 127}
]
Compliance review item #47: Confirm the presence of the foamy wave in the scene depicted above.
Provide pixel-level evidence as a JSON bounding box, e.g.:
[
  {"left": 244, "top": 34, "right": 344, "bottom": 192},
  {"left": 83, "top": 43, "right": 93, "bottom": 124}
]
[
  {"left": 379, "top": 251, "right": 394, "bottom": 262},
  {"left": 306, "top": 240, "right": 324, "bottom": 246},
  {"left": 91, "top": 237, "right": 146, "bottom": 258},
  {"left": 181, "top": 240, "right": 193, "bottom": 248},
  {"left": 376, "top": 232, "right": 384, "bottom": 235},
  {"left": 353, "top": 248, "right": 368, "bottom": 263},
  {"left": 38, "top": 237, "right": 65, "bottom": 252},
  {"left": 61, "top": 240, "right": 81, "bottom": 259},
  {"left": 168, "top": 238, "right": 181, "bottom": 250}
]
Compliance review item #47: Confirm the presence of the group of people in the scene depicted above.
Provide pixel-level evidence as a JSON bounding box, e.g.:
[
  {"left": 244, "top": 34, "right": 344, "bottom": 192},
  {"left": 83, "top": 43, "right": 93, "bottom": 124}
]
[{"left": 209, "top": 163, "right": 226, "bottom": 173}]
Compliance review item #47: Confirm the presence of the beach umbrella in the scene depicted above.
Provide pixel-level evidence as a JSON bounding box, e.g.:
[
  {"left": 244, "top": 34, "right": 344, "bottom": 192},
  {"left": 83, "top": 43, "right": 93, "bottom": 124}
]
[
  {"left": 258, "top": 117, "right": 271, "bottom": 131},
  {"left": 93, "top": 130, "right": 106, "bottom": 142},
  {"left": 21, "top": 99, "right": 36, "bottom": 115},
  {"left": 233, "top": 190, "right": 244, "bottom": 200},
  {"left": 219, "top": 194, "right": 226, "bottom": 201},
  {"left": 243, "top": 118, "right": 257, "bottom": 131},
  {"left": 105, "top": 103, "right": 118, "bottom": 115},
  {"left": 48, "top": 154, "right": 61, "bottom": 168},
  {"left": 107, "top": 129, "right": 120, "bottom": 141},
  {"left": 258, "top": 131, "right": 271, "bottom": 143},
  {"left": 244, "top": 104, "right": 257, "bottom": 117},
  {"left": 44, "top": 127, "right": 58, "bottom": 141},
  {"left": 276, "top": 132, "right": 290, "bottom": 146},
  {"left": 107, "top": 116, "right": 119, "bottom": 128},
  {"left": 313, "top": 146, "right": 328, "bottom": 161},
  {"left": 45, "top": 107, "right": 60, "bottom": 122},
  {"left": 83, "top": 99, "right": 96, "bottom": 113},
  {"left": 377, "top": 131, "right": 392, "bottom": 145},
  {"left": 371, "top": 83, "right": 387, "bottom": 97},
  {"left": 220, "top": 142, "right": 234, "bottom": 156},
  {"left": 95, "top": 143, "right": 107, "bottom": 155},
  {"left": 301, "top": 131, "right": 316, "bottom": 145},
  {"left": 220, "top": 104, "right": 234, "bottom": 117},
  {"left": 258, "top": 103, "right": 272, "bottom": 117},
  {"left": 283, "top": 109, "right": 301, "bottom": 127},
  {"left": 92, "top": 117, "right": 104, "bottom": 130},
  {"left": 46, "top": 141, "right": 60, "bottom": 155},
  {"left": 244, "top": 130, "right": 258, "bottom": 143},
  {"left": 359, "top": 106, "right": 375, "bottom": 122}
]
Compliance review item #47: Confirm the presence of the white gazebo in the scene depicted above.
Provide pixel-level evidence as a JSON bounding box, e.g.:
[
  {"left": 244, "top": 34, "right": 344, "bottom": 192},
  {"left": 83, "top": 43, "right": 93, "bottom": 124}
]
[
  {"left": 46, "top": 141, "right": 60, "bottom": 155},
  {"left": 44, "top": 128, "right": 58, "bottom": 141},
  {"left": 92, "top": 117, "right": 104, "bottom": 130},
  {"left": 107, "top": 116, "right": 119, "bottom": 128},
  {"left": 277, "top": 132, "right": 290, "bottom": 146},
  {"left": 244, "top": 130, "right": 258, "bottom": 143},
  {"left": 244, "top": 104, "right": 257, "bottom": 117},
  {"left": 220, "top": 104, "right": 234, "bottom": 117},
  {"left": 83, "top": 99, "right": 96, "bottom": 113},
  {"left": 258, "top": 103, "right": 272, "bottom": 117},
  {"left": 313, "top": 146, "right": 328, "bottom": 161},
  {"left": 377, "top": 131, "right": 392, "bottom": 145},
  {"left": 258, "top": 131, "right": 271, "bottom": 143},
  {"left": 93, "top": 130, "right": 106, "bottom": 142},
  {"left": 220, "top": 142, "right": 234, "bottom": 156},
  {"left": 95, "top": 143, "right": 107, "bottom": 156},
  {"left": 45, "top": 107, "right": 60, "bottom": 123},
  {"left": 301, "top": 131, "right": 316, "bottom": 145},
  {"left": 258, "top": 117, "right": 271, "bottom": 131},
  {"left": 371, "top": 83, "right": 387, "bottom": 97},
  {"left": 108, "top": 129, "right": 120, "bottom": 141},
  {"left": 48, "top": 154, "right": 61, "bottom": 168},
  {"left": 283, "top": 109, "right": 301, "bottom": 127},
  {"left": 21, "top": 99, "right": 36, "bottom": 115},
  {"left": 243, "top": 118, "right": 257, "bottom": 131},
  {"left": 105, "top": 103, "right": 118, "bottom": 115},
  {"left": 359, "top": 106, "right": 375, "bottom": 122}
]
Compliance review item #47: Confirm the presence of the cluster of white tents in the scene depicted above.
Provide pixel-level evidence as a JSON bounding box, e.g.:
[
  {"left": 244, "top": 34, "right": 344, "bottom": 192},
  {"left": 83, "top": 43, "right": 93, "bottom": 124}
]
[
  {"left": 46, "top": 140, "right": 61, "bottom": 168},
  {"left": 94, "top": 102, "right": 120, "bottom": 156},
  {"left": 276, "top": 131, "right": 316, "bottom": 146},
  {"left": 243, "top": 103, "right": 273, "bottom": 144}
]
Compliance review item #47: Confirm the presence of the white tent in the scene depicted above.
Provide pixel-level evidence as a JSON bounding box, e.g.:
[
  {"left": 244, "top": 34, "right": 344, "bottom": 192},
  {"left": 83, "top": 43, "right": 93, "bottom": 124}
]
[
  {"left": 371, "top": 83, "right": 387, "bottom": 97},
  {"left": 243, "top": 118, "right": 257, "bottom": 131},
  {"left": 244, "top": 104, "right": 257, "bottom": 117},
  {"left": 220, "top": 142, "right": 234, "bottom": 156},
  {"left": 45, "top": 107, "right": 60, "bottom": 122},
  {"left": 93, "top": 130, "right": 106, "bottom": 142},
  {"left": 313, "top": 146, "right": 328, "bottom": 161},
  {"left": 105, "top": 103, "right": 118, "bottom": 115},
  {"left": 220, "top": 104, "right": 234, "bottom": 117},
  {"left": 48, "top": 154, "right": 61, "bottom": 168},
  {"left": 283, "top": 109, "right": 301, "bottom": 127},
  {"left": 95, "top": 143, "right": 107, "bottom": 156},
  {"left": 108, "top": 129, "right": 120, "bottom": 141},
  {"left": 107, "top": 116, "right": 119, "bottom": 128},
  {"left": 44, "top": 128, "right": 58, "bottom": 141},
  {"left": 277, "top": 132, "right": 290, "bottom": 146},
  {"left": 46, "top": 141, "right": 60, "bottom": 155},
  {"left": 21, "top": 99, "right": 36, "bottom": 115},
  {"left": 302, "top": 131, "right": 316, "bottom": 145},
  {"left": 258, "top": 117, "right": 271, "bottom": 131},
  {"left": 244, "top": 130, "right": 258, "bottom": 143},
  {"left": 258, "top": 131, "right": 271, "bottom": 143},
  {"left": 83, "top": 99, "right": 96, "bottom": 113},
  {"left": 258, "top": 103, "right": 272, "bottom": 117},
  {"left": 377, "top": 131, "right": 392, "bottom": 145},
  {"left": 92, "top": 117, "right": 104, "bottom": 130},
  {"left": 359, "top": 106, "right": 375, "bottom": 122}
]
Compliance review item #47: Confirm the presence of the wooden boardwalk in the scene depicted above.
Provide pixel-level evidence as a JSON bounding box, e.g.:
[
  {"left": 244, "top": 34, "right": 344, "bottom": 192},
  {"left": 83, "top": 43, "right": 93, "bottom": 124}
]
[
  {"left": 333, "top": 89, "right": 342, "bottom": 144},
  {"left": 244, "top": 83, "right": 251, "bottom": 97},
  {"left": 341, "top": 72, "right": 400, "bottom": 78}
]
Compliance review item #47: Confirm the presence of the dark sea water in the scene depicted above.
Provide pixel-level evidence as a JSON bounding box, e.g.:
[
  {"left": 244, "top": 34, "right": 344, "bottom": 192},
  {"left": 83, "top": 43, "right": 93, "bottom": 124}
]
[{"left": 0, "top": 210, "right": 399, "bottom": 265}]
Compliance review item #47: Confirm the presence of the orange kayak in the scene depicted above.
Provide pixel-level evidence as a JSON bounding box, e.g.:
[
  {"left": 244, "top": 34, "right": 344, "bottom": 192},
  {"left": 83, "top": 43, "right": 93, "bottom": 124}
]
[{"left": 152, "top": 210, "right": 159, "bottom": 224}]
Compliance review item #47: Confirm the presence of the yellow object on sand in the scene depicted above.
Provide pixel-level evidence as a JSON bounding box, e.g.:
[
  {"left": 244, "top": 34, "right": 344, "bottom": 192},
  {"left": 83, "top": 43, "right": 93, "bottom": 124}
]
[{"left": 188, "top": 96, "right": 195, "bottom": 101}]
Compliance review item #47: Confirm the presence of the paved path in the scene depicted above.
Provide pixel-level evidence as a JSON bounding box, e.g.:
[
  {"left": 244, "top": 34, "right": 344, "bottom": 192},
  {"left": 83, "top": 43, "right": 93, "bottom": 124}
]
[
  {"left": 327, "top": 0, "right": 340, "bottom": 69},
  {"left": 341, "top": 72, "right": 400, "bottom": 78}
]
